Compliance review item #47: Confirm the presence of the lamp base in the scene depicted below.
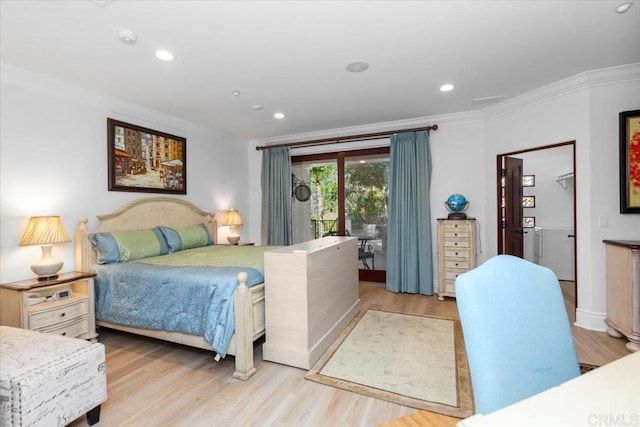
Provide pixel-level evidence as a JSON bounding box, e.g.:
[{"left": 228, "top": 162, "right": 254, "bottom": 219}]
[
  {"left": 31, "top": 245, "right": 64, "bottom": 280},
  {"left": 31, "top": 261, "right": 63, "bottom": 280},
  {"left": 226, "top": 235, "right": 241, "bottom": 245}
]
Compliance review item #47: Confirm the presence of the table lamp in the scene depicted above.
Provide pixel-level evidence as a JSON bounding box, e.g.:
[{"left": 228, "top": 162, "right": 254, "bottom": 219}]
[
  {"left": 19, "top": 215, "right": 71, "bottom": 280},
  {"left": 222, "top": 209, "right": 244, "bottom": 244}
]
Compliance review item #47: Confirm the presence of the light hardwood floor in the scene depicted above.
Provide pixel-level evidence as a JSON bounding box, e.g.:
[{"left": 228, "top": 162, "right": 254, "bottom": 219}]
[{"left": 70, "top": 281, "right": 629, "bottom": 427}]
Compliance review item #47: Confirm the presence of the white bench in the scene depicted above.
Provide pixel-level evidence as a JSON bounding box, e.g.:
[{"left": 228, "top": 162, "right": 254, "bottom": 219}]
[{"left": 0, "top": 326, "right": 107, "bottom": 426}]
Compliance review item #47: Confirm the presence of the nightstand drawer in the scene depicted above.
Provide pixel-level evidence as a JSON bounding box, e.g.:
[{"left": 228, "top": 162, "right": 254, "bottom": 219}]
[
  {"left": 36, "top": 316, "right": 90, "bottom": 337},
  {"left": 29, "top": 297, "right": 89, "bottom": 329}
]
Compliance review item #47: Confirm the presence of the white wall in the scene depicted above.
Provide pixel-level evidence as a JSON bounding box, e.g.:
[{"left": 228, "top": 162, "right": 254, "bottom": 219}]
[
  {"left": 0, "top": 65, "right": 251, "bottom": 283},
  {"left": 521, "top": 145, "right": 574, "bottom": 229},
  {"left": 520, "top": 145, "right": 574, "bottom": 262},
  {"left": 483, "top": 63, "right": 640, "bottom": 331}
]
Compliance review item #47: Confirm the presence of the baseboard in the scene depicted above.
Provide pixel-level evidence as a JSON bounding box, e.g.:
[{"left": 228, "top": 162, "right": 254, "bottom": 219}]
[{"left": 575, "top": 308, "right": 607, "bottom": 332}]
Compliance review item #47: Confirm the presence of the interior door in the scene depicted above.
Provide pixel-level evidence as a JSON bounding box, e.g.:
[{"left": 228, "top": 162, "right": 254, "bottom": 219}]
[{"left": 504, "top": 156, "right": 524, "bottom": 257}]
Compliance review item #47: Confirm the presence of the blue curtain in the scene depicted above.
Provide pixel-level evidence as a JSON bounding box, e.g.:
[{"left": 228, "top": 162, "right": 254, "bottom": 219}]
[
  {"left": 261, "top": 147, "right": 292, "bottom": 245},
  {"left": 386, "top": 131, "right": 433, "bottom": 295}
]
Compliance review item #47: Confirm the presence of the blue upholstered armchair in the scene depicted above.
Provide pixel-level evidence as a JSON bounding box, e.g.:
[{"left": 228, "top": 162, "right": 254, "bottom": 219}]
[{"left": 455, "top": 255, "right": 580, "bottom": 415}]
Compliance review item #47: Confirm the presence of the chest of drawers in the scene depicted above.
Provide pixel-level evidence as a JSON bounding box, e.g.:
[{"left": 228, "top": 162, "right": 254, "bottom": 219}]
[{"left": 437, "top": 218, "right": 476, "bottom": 300}]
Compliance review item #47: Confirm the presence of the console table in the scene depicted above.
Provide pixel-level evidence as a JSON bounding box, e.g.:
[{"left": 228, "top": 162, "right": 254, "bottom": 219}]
[
  {"left": 457, "top": 351, "right": 640, "bottom": 426},
  {"left": 603, "top": 240, "right": 640, "bottom": 352}
]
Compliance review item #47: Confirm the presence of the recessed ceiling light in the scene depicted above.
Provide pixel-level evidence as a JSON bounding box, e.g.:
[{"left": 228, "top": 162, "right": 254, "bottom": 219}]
[
  {"left": 117, "top": 28, "right": 137, "bottom": 45},
  {"left": 252, "top": 105, "right": 263, "bottom": 110},
  {"left": 346, "top": 62, "right": 370, "bottom": 73},
  {"left": 232, "top": 91, "right": 241, "bottom": 96},
  {"left": 89, "top": 0, "right": 114, "bottom": 7},
  {"left": 615, "top": 2, "right": 632, "bottom": 13},
  {"left": 274, "top": 113, "right": 285, "bottom": 120},
  {"left": 440, "top": 84, "right": 454, "bottom": 92},
  {"left": 155, "top": 50, "right": 174, "bottom": 61}
]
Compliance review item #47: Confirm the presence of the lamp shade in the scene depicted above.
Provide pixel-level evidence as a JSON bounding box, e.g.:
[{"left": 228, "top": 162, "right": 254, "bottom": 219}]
[
  {"left": 20, "top": 216, "right": 71, "bottom": 246},
  {"left": 222, "top": 209, "right": 244, "bottom": 227},
  {"left": 20, "top": 216, "right": 71, "bottom": 280}
]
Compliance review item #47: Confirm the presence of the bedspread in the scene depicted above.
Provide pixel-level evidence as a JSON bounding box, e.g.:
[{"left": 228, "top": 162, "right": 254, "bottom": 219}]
[{"left": 93, "top": 245, "right": 272, "bottom": 357}]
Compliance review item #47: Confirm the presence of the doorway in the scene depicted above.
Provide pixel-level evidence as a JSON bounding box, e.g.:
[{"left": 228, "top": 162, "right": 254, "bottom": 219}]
[
  {"left": 497, "top": 141, "right": 577, "bottom": 306},
  {"left": 292, "top": 147, "right": 389, "bottom": 282}
]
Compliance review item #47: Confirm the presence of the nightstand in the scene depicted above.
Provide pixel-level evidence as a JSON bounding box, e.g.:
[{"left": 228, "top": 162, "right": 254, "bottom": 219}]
[{"left": 0, "top": 271, "right": 97, "bottom": 340}]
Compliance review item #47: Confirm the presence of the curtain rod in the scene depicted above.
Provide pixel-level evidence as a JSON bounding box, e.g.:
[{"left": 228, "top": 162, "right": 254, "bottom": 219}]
[{"left": 255, "top": 124, "right": 438, "bottom": 151}]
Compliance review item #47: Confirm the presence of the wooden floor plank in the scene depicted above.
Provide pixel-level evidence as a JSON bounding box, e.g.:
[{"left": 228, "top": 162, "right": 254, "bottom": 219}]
[{"left": 68, "top": 281, "right": 629, "bottom": 427}]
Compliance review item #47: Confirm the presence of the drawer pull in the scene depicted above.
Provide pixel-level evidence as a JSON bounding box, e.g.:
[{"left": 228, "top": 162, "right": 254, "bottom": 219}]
[
  {"left": 454, "top": 242, "right": 458, "bottom": 246},
  {"left": 455, "top": 263, "right": 459, "bottom": 266},
  {"left": 455, "top": 252, "right": 459, "bottom": 255},
  {"left": 60, "top": 312, "right": 66, "bottom": 317},
  {"left": 454, "top": 233, "right": 458, "bottom": 236},
  {"left": 62, "top": 332, "right": 66, "bottom": 336}
]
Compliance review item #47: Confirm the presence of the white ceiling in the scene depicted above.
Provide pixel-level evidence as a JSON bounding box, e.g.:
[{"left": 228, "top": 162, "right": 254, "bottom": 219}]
[{"left": 1, "top": 1, "right": 639, "bottom": 140}]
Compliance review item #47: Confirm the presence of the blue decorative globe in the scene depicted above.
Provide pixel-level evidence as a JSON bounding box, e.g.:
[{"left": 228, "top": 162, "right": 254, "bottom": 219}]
[{"left": 445, "top": 193, "right": 469, "bottom": 214}]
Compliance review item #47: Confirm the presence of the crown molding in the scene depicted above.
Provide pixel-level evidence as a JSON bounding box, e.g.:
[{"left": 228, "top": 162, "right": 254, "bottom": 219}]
[
  {"left": 482, "top": 63, "right": 640, "bottom": 120},
  {"left": 256, "top": 110, "right": 484, "bottom": 146}
]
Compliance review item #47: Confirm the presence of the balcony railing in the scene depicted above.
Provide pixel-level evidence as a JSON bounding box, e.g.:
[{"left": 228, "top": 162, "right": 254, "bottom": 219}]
[{"left": 311, "top": 219, "right": 338, "bottom": 239}]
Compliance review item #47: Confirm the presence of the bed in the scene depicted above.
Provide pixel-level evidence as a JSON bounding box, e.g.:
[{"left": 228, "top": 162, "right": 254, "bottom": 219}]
[{"left": 75, "top": 197, "right": 267, "bottom": 380}]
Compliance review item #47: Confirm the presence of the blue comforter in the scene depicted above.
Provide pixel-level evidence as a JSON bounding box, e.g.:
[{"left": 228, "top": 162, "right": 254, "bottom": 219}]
[{"left": 94, "top": 261, "right": 264, "bottom": 357}]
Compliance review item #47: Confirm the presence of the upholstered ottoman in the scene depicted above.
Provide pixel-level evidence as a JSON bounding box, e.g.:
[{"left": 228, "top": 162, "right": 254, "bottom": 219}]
[{"left": 0, "top": 326, "right": 107, "bottom": 426}]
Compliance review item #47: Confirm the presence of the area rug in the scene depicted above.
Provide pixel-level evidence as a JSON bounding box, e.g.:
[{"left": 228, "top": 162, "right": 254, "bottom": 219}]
[{"left": 305, "top": 309, "right": 474, "bottom": 418}]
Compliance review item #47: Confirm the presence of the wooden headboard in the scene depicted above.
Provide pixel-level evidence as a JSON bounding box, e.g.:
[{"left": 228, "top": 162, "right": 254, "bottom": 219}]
[{"left": 76, "top": 197, "right": 218, "bottom": 272}]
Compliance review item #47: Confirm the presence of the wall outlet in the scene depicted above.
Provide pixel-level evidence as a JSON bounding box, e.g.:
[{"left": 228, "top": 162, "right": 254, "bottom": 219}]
[{"left": 598, "top": 216, "right": 608, "bottom": 227}]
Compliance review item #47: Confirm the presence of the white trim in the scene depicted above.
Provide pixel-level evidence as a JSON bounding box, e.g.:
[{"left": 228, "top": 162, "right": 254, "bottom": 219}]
[
  {"left": 482, "top": 62, "right": 640, "bottom": 120},
  {"left": 257, "top": 110, "right": 484, "bottom": 146},
  {"left": 575, "top": 307, "right": 607, "bottom": 332}
]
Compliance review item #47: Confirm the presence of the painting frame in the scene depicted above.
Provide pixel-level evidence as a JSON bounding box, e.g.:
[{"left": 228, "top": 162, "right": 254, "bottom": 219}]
[
  {"left": 107, "top": 118, "right": 187, "bottom": 195},
  {"left": 619, "top": 110, "right": 640, "bottom": 213}
]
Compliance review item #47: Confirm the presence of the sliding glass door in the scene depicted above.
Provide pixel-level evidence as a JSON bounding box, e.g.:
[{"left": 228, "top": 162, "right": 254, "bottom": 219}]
[
  {"left": 292, "top": 147, "right": 389, "bottom": 282},
  {"left": 291, "top": 159, "right": 338, "bottom": 243}
]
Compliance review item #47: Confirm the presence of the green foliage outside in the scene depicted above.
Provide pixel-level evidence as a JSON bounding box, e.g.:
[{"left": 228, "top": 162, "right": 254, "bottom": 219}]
[
  {"left": 308, "top": 162, "right": 389, "bottom": 227},
  {"left": 346, "top": 163, "right": 388, "bottom": 225},
  {"left": 309, "top": 165, "right": 338, "bottom": 220}
]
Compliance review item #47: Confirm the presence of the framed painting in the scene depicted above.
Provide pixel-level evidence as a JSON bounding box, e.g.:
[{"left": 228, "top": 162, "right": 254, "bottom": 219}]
[
  {"left": 619, "top": 110, "right": 640, "bottom": 213},
  {"left": 107, "top": 118, "right": 187, "bottom": 194}
]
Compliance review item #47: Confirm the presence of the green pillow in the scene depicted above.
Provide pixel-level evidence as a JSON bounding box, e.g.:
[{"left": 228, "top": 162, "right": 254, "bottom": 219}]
[{"left": 156, "top": 224, "right": 213, "bottom": 252}]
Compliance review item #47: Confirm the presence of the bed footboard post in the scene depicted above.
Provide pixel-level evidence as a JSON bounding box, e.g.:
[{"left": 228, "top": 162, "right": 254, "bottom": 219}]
[{"left": 232, "top": 272, "right": 257, "bottom": 380}]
